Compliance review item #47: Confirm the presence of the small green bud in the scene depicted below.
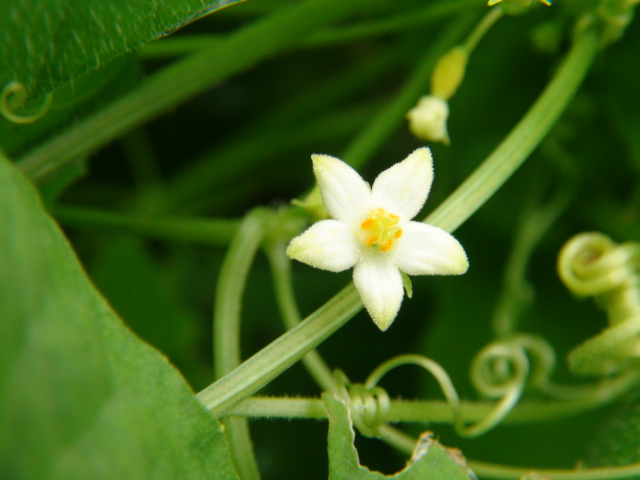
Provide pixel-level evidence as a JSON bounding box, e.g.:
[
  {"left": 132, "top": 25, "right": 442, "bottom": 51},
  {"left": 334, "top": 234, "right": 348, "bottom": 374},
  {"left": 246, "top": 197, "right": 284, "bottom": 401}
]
[{"left": 430, "top": 47, "right": 468, "bottom": 101}]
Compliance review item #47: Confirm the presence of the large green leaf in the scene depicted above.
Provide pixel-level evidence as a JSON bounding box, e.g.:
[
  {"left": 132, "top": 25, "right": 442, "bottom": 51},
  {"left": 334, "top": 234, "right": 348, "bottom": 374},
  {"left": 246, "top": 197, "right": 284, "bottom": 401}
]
[
  {"left": 0, "top": 0, "right": 245, "bottom": 98},
  {"left": 0, "top": 153, "right": 239, "bottom": 479},
  {"left": 323, "top": 393, "right": 474, "bottom": 480}
]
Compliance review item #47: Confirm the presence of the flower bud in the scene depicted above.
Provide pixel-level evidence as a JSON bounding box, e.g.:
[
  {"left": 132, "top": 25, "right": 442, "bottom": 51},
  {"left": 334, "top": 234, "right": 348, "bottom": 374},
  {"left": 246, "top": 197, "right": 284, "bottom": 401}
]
[
  {"left": 406, "top": 96, "right": 450, "bottom": 145},
  {"left": 430, "top": 47, "right": 468, "bottom": 101}
]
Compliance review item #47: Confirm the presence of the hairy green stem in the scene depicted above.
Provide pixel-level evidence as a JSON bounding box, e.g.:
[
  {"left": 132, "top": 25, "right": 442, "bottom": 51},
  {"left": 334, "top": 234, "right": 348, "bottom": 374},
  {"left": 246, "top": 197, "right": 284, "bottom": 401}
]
[
  {"left": 227, "top": 371, "right": 639, "bottom": 424},
  {"left": 213, "top": 209, "right": 269, "bottom": 480},
  {"left": 266, "top": 242, "right": 336, "bottom": 391},
  {"left": 197, "top": 284, "right": 362, "bottom": 417},
  {"left": 17, "top": 0, "right": 387, "bottom": 182}
]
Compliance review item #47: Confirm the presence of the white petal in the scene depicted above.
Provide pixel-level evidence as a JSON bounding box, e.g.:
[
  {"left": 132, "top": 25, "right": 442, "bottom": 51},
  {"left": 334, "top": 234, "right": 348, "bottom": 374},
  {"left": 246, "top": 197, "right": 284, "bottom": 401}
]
[
  {"left": 372, "top": 148, "right": 433, "bottom": 220},
  {"left": 312, "top": 154, "right": 371, "bottom": 223},
  {"left": 286, "top": 220, "right": 358, "bottom": 272},
  {"left": 353, "top": 258, "right": 404, "bottom": 331},
  {"left": 395, "top": 221, "right": 468, "bottom": 276}
]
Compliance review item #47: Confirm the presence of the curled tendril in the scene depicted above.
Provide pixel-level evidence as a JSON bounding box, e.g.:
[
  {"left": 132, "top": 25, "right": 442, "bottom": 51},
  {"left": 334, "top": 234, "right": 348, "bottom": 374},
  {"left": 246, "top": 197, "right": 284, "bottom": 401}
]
[
  {"left": 333, "top": 336, "right": 567, "bottom": 440},
  {"left": 558, "top": 232, "right": 640, "bottom": 376},
  {"left": 333, "top": 370, "right": 391, "bottom": 438},
  {"left": 1, "top": 81, "right": 53, "bottom": 124},
  {"left": 337, "top": 344, "right": 548, "bottom": 440},
  {"left": 365, "top": 354, "right": 464, "bottom": 434},
  {"left": 466, "top": 334, "right": 554, "bottom": 437}
]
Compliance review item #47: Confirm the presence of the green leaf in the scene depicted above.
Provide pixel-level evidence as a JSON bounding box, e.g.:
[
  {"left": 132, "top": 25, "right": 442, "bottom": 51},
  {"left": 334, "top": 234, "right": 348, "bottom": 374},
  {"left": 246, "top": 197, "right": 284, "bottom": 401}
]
[
  {"left": 0, "top": 0, "right": 246, "bottom": 98},
  {"left": 0, "top": 154, "right": 239, "bottom": 479},
  {"left": 323, "top": 393, "right": 474, "bottom": 480}
]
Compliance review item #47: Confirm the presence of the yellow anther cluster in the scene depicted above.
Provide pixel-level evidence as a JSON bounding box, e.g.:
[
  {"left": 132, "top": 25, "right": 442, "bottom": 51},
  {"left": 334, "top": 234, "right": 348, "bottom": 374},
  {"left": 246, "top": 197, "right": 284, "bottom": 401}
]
[{"left": 360, "top": 208, "right": 403, "bottom": 252}]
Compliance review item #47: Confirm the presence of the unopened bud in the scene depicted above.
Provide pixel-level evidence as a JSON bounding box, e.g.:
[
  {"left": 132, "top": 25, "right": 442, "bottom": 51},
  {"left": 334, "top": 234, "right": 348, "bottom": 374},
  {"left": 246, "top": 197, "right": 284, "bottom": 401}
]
[
  {"left": 406, "top": 96, "right": 450, "bottom": 145},
  {"left": 430, "top": 47, "right": 468, "bottom": 101}
]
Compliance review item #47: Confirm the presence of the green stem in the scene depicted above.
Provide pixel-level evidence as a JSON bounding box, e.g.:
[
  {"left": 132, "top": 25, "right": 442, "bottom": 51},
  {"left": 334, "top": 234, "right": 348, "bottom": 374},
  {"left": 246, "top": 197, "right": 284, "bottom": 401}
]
[
  {"left": 197, "top": 284, "right": 362, "bottom": 417},
  {"left": 213, "top": 209, "right": 268, "bottom": 377},
  {"left": 226, "top": 372, "right": 639, "bottom": 423},
  {"left": 53, "top": 205, "right": 239, "bottom": 245},
  {"left": 266, "top": 242, "right": 336, "bottom": 391},
  {"left": 16, "top": 0, "right": 387, "bottom": 182},
  {"left": 214, "top": 209, "right": 269, "bottom": 480},
  {"left": 423, "top": 24, "right": 599, "bottom": 232},
  {"left": 463, "top": 7, "right": 503, "bottom": 53}
]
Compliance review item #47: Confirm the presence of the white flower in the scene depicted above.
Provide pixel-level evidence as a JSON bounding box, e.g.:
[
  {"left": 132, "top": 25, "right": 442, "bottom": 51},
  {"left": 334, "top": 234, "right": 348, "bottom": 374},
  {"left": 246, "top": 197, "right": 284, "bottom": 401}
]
[
  {"left": 406, "top": 96, "right": 451, "bottom": 145},
  {"left": 286, "top": 148, "right": 468, "bottom": 331}
]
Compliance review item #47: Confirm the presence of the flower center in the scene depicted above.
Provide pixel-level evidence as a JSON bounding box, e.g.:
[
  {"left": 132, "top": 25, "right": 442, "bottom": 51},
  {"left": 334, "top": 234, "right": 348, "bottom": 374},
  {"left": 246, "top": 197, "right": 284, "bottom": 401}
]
[{"left": 359, "top": 208, "right": 403, "bottom": 252}]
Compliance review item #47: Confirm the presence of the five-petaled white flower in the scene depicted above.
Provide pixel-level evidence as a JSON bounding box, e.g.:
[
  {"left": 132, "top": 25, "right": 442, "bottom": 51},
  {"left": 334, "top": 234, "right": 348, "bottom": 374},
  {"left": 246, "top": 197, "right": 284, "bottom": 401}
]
[{"left": 286, "top": 148, "right": 468, "bottom": 331}]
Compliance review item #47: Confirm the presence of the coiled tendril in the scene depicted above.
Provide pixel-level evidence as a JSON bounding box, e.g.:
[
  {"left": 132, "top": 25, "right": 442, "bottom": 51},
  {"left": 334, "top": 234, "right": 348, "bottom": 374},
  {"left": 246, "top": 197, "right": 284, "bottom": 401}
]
[
  {"left": 333, "top": 369, "right": 391, "bottom": 438},
  {"left": 466, "top": 334, "right": 555, "bottom": 436},
  {"left": 1, "top": 82, "right": 53, "bottom": 124},
  {"left": 334, "top": 340, "right": 553, "bottom": 440},
  {"left": 558, "top": 232, "right": 640, "bottom": 375}
]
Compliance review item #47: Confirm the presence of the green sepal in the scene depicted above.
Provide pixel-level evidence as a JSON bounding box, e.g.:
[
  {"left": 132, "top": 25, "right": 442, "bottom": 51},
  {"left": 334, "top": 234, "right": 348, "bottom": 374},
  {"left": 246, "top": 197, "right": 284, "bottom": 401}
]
[{"left": 401, "top": 271, "right": 413, "bottom": 299}]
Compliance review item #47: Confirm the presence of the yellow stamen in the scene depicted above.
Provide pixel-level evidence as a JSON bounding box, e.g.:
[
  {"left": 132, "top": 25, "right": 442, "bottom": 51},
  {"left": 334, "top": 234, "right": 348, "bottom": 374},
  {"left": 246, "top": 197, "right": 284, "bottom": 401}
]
[
  {"left": 361, "top": 218, "right": 376, "bottom": 229},
  {"left": 380, "top": 240, "right": 394, "bottom": 252},
  {"left": 359, "top": 208, "right": 403, "bottom": 253}
]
